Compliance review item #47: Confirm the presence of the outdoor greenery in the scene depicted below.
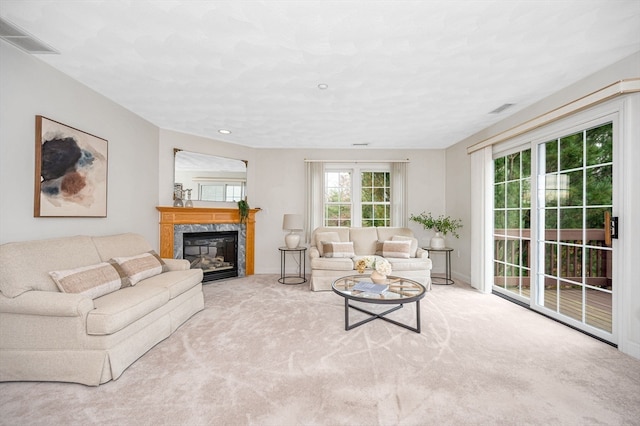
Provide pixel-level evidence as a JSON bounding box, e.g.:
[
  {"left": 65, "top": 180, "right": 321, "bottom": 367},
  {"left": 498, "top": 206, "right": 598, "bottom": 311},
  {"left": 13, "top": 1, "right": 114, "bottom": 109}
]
[
  {"left": 409, "top": 212, "right": 463, "bottom": 238},
  {"left": 493, "top": 122, "right": 613, "bottom": 298},
  {"left": 324, "top": 170, "right": 390, "bottom": 227}
]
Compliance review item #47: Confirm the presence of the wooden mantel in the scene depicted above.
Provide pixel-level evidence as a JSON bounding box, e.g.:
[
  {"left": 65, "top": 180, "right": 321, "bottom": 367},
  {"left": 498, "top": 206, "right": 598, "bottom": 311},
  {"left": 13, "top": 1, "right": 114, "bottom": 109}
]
[{"left": 156, "top": 206, "right": 260, "bottom": 275}]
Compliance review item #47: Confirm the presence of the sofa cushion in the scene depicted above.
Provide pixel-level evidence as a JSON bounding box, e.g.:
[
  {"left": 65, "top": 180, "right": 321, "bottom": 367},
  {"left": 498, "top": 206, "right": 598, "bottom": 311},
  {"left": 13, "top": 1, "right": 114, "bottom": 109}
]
[
  {"left": 315, "top": 232, "right": 341, "bottom": 256},
  {"left": 391, "top": 235, "right": 418, "bottom": 257},
  {"left": 322, "top": 241, "right": 355, "bottom": 258},
  {"left": 310, "top": 257, "right": 354, "bottom": 271},
  {"left": 386, "top": 257, "right": 432, "bottom": 271},
  {"left": 0, "top": 236, "right": 102, "bottom": 298},
  {"left": 136, "top": 269, "right": 203, "bottom": 299},
  {"left": 87, "top": 284, "right": 170, "bottom": 335},
  {"left": 382, "top": 240, "right": 412, "bottom": 258},
  {"left": 49, "top": 261, "right": 130, "bottom": 299},
  {"left": 349, "top": 227, "right": 379, "bottom": 255},
  {"left": 112, "top": 251, "right": 168, "bottom": 285},
  {"left": 92, "top": 233, "right": 154, "bottom": 262}
]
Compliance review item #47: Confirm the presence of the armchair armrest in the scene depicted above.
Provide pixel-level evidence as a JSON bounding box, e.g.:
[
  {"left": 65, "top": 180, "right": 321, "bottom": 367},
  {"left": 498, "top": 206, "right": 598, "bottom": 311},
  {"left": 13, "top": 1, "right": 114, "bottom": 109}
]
[
  {"left": 0, "top": 291, "right": 94, "bottom": 317},
  {"left": 162, "top": 258, "right": 191, "bottom": 271}
]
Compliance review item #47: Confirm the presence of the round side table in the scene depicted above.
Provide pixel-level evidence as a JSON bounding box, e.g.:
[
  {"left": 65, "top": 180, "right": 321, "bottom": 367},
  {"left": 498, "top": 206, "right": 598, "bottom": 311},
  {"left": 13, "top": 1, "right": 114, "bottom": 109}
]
[
  {"left": 278, "top": 246, "right": 307, "bottom": 285},
  {"left": 424, "top": 247, "right": 454, "bottom": 285}
]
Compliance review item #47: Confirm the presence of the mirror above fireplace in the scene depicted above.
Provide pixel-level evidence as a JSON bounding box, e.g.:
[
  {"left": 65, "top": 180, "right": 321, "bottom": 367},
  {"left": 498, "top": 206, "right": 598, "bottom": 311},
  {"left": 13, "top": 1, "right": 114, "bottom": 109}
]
[{"left": 174, "top": 149, "right": 247, "bottom": 203}]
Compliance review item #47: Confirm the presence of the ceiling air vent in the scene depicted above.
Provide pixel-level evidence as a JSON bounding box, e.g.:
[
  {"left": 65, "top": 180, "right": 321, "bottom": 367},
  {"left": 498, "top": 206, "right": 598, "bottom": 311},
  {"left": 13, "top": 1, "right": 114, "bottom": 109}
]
[
  {"left": 352, "top": 143, "right": 369, "bottom": 147},
  {"left": 0, "top": 17, "right": 59, "bottom": 54},
  {"left": 490, "top": 103, "right": 515, "bottom": 114}
]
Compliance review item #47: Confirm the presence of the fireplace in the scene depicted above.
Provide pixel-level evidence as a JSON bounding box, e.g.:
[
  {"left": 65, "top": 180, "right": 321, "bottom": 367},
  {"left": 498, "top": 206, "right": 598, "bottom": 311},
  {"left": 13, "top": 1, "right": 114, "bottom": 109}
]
[{"left": 183, "top": 231, "right": 238, "bottom": 282}]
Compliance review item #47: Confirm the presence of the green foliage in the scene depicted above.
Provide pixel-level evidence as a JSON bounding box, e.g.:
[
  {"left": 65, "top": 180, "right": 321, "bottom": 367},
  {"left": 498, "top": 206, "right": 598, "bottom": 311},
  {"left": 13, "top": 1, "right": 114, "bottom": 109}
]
[
  {"left": 238, "top": 199, "right": 250, "bottom": 224},
  {"left": 410, "top": 212, "right": 463, "bottom": 238}
]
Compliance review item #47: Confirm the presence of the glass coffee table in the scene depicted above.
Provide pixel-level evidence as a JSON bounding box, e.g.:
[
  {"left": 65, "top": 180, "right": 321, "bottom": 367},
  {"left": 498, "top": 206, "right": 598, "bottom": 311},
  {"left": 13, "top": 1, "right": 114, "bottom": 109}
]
[{"left": 332, "top": 275, "right": 426, "bottom": 333}]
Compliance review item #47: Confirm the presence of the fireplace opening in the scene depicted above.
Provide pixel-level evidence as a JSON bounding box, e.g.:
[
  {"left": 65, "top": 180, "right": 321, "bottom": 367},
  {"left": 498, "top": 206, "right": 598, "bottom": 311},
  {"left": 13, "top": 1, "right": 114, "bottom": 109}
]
[{"left": 182, "top": 231, "right": 238, "bottom": 282}]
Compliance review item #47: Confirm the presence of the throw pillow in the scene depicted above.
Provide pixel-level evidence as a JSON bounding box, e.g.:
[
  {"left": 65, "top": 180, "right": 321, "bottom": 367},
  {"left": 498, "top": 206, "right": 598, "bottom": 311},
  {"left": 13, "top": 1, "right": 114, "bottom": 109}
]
[
  {"left": 322, "top": 241, "right": 355, "bottom": 258},
  {"left": 391, "top": 235, "right": 418, "bottom": 257},
  {"left": 315, "top": 231, "right": 340, "bottom": 256},
  {"left": 112, "top": 250, "right": 168, "bottom": 285},
  {"left": 49, "top": 262, "right": 128, "bottom": 299},
  {"left": 382, "top": 240, "right": 412, "bottom": 258}
]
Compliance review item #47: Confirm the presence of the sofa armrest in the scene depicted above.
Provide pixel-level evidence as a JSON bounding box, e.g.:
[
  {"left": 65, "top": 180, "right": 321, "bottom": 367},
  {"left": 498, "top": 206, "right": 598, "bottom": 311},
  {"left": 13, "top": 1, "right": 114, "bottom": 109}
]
[
  {"left": 163, "top": 258, "right": 191, "bottom": 271},
  {"left": 309, "top": 247, "right": 320, "bottom": 259},
  {"left": 0, "top": 290, "right": 94, "bottom": 317},
  {"left": 416, "top": 248, "right": 429, "bottom": 259}
]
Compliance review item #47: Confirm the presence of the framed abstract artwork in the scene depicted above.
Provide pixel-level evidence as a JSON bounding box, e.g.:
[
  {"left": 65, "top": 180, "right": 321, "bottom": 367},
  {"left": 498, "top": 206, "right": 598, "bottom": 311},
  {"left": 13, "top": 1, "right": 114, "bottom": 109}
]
[{"left": 34, "top": 116, "right": 108, "bottom": 217}]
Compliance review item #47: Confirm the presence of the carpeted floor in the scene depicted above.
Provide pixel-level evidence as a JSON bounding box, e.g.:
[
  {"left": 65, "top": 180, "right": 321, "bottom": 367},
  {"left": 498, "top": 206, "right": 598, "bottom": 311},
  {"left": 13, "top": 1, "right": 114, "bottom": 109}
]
[{"left": 1, "top": 274, "right": 639, "bottom": 426}]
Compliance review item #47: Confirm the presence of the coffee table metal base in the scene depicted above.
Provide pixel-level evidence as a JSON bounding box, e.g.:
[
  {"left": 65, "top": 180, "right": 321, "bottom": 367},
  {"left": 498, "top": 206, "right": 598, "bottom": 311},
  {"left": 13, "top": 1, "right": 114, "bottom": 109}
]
[{"left": 343, "top": 299, "right": 421, "bottom": 333}]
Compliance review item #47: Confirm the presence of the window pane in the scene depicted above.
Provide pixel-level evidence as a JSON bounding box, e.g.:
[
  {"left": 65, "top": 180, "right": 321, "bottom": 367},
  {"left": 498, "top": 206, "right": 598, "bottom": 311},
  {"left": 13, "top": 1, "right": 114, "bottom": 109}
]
[
  {"left": 494, "top": 157, "right": 506, "bottom": 183},
  {"left": 562, "top": 171, "right": 583, "bottom": 207},
  {"left": 560, "top": 132, "right": 583, "bottom": 171},
  {"left": 545, "top": 140, "right": 558, "bottom": 173},
  {"left": 586, "top": 165, "right": 612, "bottom": 206},
  {"left": 507, "top": 152, "right": 521, "bottom": 180},
  {"left": 495, "top": 183, "right": 505, "bottom": 208},
  {"left": 586, "top": 123, "right": 612, "bottom": 166},
  {"left": 507, "top": 181, "right": 520, "bottom": 208},
  {"left": 522, "top": 149, "right": 532, "bottom": 178}
]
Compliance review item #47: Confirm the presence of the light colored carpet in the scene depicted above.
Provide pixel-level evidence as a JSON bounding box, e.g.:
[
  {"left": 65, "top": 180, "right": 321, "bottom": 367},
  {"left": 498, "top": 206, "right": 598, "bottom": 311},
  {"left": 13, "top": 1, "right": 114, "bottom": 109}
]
[{"left": 1, "top": 274, "right": 639, "bottom": 426}]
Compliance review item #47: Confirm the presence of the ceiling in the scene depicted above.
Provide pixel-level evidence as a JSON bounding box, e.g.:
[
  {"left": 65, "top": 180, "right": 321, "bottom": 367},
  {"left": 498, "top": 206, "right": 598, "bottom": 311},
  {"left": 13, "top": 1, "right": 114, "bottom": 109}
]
[{"left": 1, "top": 1, "right": 639, "bottom": 150}]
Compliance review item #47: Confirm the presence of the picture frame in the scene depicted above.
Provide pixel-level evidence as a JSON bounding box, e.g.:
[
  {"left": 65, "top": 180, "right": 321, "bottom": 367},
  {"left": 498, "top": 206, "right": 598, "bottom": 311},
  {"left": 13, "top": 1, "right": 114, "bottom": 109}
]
[{"left": 34, "top": 116, "right": 108, "bottom": 217}]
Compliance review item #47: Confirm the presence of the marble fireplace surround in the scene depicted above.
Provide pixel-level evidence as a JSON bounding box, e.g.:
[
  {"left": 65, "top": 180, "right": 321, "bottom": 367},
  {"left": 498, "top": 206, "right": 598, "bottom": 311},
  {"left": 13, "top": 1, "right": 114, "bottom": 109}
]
[{"left": 156, "top": 207, "right": 259, "bottom": 276}]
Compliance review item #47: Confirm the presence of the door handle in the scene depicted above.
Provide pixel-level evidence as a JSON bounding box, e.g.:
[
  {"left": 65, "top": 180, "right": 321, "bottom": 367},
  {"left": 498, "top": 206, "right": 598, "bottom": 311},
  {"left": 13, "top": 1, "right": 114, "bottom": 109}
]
[{"left": 604, "top": 212, "right": 618, "bottom": 246}]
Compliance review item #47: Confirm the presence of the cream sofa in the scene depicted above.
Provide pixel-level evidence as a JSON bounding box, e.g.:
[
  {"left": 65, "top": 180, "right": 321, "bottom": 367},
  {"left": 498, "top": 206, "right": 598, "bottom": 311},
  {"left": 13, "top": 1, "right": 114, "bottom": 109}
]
[
  {"left": 0, "top": 233, "right": 204, "bottom": 386},
  {"left": 309, "top": 227, "right": 432, "bottom": 291}
]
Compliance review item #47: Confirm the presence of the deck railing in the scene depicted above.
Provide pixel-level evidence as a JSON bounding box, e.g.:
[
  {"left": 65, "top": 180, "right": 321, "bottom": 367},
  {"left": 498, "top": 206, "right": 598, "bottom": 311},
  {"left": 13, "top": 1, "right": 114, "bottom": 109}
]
[{"left": 494, "top": 229, "right": 611, "bottom": 289}]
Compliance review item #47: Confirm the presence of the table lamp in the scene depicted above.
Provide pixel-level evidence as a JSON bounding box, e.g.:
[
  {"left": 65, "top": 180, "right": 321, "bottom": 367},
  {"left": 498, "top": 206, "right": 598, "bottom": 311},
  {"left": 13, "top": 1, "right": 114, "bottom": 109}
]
[{"left": 283, "top": 214, "right": 303, "bottom": 248}]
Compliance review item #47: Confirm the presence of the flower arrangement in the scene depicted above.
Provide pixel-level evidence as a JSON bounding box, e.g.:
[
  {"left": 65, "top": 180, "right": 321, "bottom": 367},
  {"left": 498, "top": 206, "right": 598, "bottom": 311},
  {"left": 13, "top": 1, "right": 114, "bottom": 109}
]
[
  {"left": 409, "top": 212, "right": 463, "bottom": 238},
  {"left": 355, "top": 256, "right": 391, "bottom": 275},
  {"left": 355, "top": 256, "right": 376, "bottom": 273},
  {"left": 374, "top": 258, "right": 392, "bottom": 276}
]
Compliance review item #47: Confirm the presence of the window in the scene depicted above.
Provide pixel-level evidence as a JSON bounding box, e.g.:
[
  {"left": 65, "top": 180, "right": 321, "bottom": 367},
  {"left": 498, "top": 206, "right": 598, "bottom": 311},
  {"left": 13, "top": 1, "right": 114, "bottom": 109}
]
[
  {"left": 323, "top": 164, "right": 391, "bottom": 227},
  {"left": 199, "top": 182, "right": 245, "bottom": 202}
]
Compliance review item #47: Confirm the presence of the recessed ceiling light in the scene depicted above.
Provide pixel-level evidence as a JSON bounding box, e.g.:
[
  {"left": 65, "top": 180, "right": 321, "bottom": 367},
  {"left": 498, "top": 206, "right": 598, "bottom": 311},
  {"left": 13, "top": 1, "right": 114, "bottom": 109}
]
[
  {"left": 218, "top": 129, "right": 231, "bottom": 135},
  {"left": 317, "top": 83, "right": 328, "bottom": 90}
]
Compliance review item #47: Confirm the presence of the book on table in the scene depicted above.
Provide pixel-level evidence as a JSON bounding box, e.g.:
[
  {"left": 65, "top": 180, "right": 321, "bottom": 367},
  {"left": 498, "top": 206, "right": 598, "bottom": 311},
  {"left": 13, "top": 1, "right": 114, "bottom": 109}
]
[{"left": 352, "top": 281, "right": 389, "bottom": 294}]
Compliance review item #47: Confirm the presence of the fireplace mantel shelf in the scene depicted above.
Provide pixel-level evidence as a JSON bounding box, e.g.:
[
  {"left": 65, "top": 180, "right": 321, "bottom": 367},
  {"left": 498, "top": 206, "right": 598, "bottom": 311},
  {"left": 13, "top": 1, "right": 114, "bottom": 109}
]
[{"left": 156, "top": 206, "right": 260, "bottom": 275}]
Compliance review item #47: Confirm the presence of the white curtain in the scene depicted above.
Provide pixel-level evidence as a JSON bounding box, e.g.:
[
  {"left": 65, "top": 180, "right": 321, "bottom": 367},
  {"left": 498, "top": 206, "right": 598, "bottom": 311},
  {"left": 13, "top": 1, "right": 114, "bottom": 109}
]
[
  {"left": 304, "top": 161, "right": 324, "bottom": 243},
  {"left": 391, "top": 162, "right": 408, "bottom": 227},
  {"left": 470, "top": 146, "right": 493, "bottom": 293}
]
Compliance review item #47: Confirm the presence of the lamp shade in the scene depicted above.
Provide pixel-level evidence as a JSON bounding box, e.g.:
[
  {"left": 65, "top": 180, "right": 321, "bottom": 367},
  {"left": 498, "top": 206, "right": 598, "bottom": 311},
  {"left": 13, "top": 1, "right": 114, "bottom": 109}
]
[{"left": 282, "top": 214, "right": 303, "bottom": 231}]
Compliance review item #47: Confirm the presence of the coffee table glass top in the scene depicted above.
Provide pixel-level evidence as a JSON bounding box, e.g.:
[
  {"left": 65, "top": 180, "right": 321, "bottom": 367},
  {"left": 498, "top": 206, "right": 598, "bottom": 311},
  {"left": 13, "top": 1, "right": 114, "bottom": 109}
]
[{"left": 332, "top": 274, "right": 426, "bottom": 304}]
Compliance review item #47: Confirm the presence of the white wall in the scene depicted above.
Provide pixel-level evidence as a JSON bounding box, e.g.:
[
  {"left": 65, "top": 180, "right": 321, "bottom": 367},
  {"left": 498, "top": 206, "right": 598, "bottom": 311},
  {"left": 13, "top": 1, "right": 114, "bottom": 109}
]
[
  {"left": 158, "top": 136, "right": 446, "bottom": 274},
  {"left": 0, "top": 43, "right": 160, "bottom": 247}
]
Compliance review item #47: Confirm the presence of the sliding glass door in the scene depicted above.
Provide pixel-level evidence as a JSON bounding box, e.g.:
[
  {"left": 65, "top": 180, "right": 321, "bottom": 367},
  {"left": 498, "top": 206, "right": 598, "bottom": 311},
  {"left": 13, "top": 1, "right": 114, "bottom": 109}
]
[
  {"left": 493, "top": 120, "right": 615, "bottom": 342},
  {"left": 537, "top": 122, "right": 614, "bottom": 336}
]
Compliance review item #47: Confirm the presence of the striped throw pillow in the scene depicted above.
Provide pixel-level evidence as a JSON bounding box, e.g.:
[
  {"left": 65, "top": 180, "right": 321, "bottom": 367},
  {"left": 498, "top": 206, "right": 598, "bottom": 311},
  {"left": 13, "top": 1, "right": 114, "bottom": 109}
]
[
  {"left": 382, "top": 240, "right": 412, "bottom": 258},
  {"left": 112, "top": 251, "right": 168, "bottom": 285},
  {"left": 322, "top": 241, "right": 355, "bottom": 258},
  {"left": 49, "top": 262, "right": 128, "bottom": 299}
]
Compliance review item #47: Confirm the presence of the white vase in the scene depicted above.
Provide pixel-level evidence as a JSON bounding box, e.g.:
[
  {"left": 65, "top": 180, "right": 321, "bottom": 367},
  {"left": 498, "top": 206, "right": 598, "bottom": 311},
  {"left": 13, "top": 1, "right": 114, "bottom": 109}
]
[
  {"left": 370, "top": 270, "right": 387, "bottom": 284},
  {"left": 430, "top": 232, "right": 445, "bottom": 249}
]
